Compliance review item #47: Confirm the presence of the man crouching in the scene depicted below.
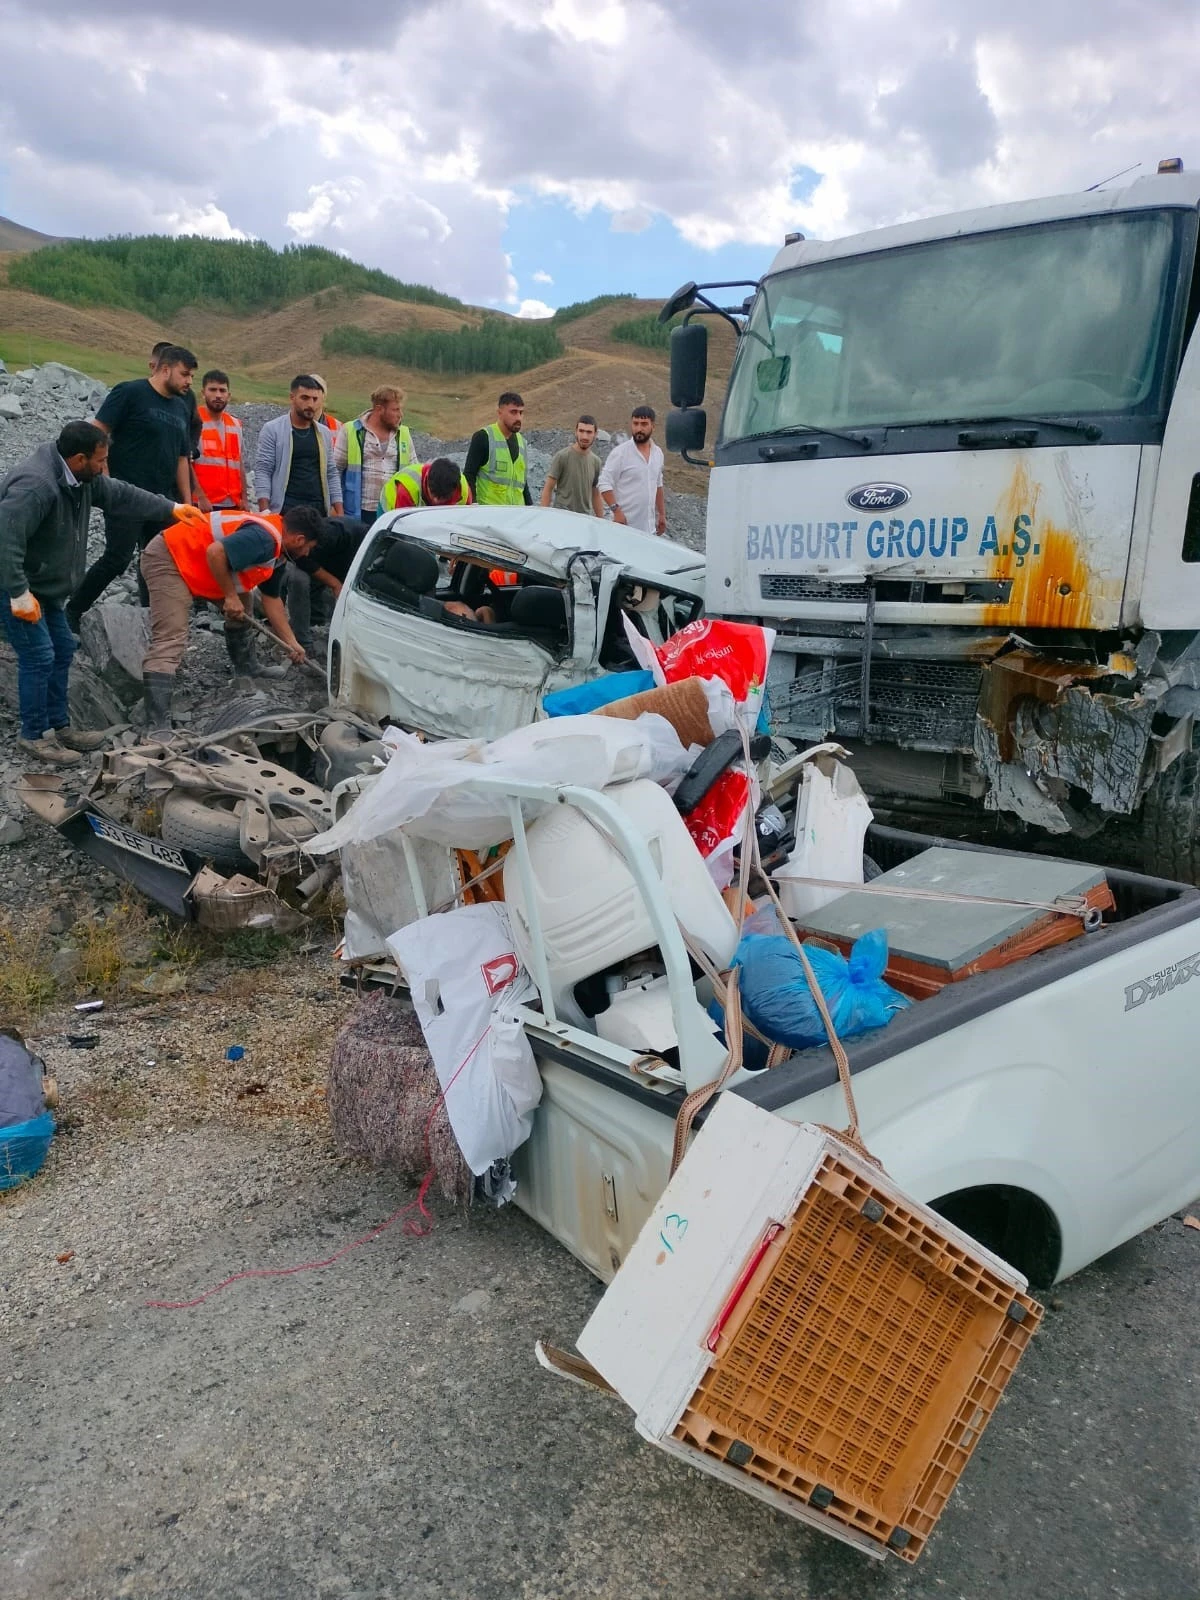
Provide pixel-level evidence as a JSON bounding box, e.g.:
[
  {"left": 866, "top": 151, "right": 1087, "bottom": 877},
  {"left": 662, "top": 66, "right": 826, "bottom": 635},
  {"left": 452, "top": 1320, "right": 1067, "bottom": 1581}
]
[{"left": 139, "top": 507, "right": 317, "bottom": 733}]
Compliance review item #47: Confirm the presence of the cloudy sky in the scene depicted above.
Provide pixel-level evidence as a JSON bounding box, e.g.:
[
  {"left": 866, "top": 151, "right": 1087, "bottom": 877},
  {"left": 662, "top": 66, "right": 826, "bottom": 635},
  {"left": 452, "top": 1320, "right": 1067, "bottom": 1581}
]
[{"left": 0, "top": 0, "right": 1194, "bottom": 314}]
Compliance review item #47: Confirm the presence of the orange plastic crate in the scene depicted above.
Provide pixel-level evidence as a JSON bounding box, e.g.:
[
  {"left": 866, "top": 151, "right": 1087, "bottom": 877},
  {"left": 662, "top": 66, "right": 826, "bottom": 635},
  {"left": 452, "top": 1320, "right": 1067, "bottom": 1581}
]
[
  {"left": 572, "top": 1098, "right": 1043, "bottom": 1562},
  {"left": 673, "top": 1151, "right": 1041, "bottom": 1559}
]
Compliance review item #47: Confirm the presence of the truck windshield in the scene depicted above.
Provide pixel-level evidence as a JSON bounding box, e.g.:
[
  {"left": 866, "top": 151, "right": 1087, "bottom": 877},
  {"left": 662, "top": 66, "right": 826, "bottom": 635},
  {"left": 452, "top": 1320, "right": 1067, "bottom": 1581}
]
[{"left": 721, "top": 209, "right": 1183, "bottom": 441}]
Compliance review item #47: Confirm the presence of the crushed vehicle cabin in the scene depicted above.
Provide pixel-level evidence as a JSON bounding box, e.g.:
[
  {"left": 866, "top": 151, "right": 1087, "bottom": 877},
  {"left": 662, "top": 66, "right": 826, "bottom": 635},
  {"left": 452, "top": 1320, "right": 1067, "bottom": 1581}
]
[
  {"left": 326, "top": 503, "right": 706, "bottom": 739},
  {"left": 659, "top": 163, "right": 1200, "bottom": 881}
]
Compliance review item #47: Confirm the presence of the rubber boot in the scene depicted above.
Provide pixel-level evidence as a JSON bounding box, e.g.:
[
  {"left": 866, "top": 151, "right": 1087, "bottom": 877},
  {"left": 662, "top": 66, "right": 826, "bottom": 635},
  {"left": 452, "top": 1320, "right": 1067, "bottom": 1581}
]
[
  {"left": 224, "top": 623, "right": 287, "bottom": 681},
  {"left": 142, "top": 672, "right": 174, "bottom": 737}
]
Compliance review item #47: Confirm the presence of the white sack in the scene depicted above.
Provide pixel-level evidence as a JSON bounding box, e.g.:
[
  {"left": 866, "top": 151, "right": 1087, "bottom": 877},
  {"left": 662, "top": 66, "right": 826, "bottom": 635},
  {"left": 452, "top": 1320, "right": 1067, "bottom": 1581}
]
[
  {"left": 775, "top": 751, "right": 874, "bottom": 919},
  {"left": 386, "top": 903, "right": 542, "bottom": 1175},
  {"left": 306, "top": 714, "right": 691, "bottom": 854}
]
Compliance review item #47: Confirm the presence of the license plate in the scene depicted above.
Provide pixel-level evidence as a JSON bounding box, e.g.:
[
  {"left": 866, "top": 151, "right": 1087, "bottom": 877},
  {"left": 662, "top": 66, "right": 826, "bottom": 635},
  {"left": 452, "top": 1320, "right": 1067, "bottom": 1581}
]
[{"left": 86, "top": 813, "right": 189, "bottom": 872}]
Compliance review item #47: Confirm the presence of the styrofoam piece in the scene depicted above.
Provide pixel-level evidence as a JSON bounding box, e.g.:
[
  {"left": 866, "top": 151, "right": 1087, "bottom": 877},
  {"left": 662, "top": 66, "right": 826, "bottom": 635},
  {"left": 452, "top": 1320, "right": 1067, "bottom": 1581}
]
[
  {"left": 595, "top": 975, "right": 722, "bottom": 1057},
  {"left": 774, "top": 752, "right": 872, "bottom": 919}
]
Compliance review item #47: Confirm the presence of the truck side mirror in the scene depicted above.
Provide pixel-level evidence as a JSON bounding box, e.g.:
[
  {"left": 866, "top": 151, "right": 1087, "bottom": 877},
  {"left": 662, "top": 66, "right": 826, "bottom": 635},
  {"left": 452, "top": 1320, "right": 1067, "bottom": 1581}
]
[
  {"left": 667, "top": 407, "right": 707, "bottom": 455},
  {"left": 670, "top": 323, "right": 708, "bottom": 409}
]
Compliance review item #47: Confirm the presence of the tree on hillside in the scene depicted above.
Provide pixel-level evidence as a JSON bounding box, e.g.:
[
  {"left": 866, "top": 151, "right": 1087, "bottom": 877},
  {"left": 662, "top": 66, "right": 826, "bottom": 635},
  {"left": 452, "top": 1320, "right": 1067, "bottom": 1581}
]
[
  {"left": 7, "top": 236, "right": 465, "bottom": 318},
  {"left": 323, "top": 319, "right": 563, "bottom": 375}
]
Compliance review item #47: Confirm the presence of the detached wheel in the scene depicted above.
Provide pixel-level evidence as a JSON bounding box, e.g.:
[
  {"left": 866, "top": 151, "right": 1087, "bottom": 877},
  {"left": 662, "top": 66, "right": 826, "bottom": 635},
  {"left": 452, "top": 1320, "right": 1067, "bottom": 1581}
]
[
  {"left": 160, "top": 792, "right": 246, "bottom": 870},
  {"left": 1141, "top": 747, "right": 1200, "bottom": 884},
  {"left": 160, "top": 791, "right": 318, "bottom": 871}
]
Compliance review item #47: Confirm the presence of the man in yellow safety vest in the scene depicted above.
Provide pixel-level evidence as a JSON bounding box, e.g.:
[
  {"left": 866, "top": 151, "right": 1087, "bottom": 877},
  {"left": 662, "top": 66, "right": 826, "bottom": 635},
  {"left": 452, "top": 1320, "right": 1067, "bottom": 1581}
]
[
  {"left": 336, "top": 386, "right": 416, "bottom": 519},
  {"left": 464, "top": 392, "right": 531, "bottom": 505},
  {"left": 379, "top": 458, "right": 472, "bottom": 513}
]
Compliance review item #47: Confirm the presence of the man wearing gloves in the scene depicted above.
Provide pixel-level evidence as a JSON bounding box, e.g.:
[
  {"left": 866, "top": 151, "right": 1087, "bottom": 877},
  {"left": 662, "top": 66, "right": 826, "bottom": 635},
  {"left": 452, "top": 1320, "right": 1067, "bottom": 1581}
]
[
  {"left": 0, "top": 422, "right": 186, "bottom": 764},
  {"left": 139, "top": 507, "right": 316, "bottom": 733}
]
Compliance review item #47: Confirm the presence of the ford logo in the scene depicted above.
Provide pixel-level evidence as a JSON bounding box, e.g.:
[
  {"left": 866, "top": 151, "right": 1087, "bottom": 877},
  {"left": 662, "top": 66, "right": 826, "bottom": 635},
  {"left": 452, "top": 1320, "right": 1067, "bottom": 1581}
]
[{"left": 846, "top": 482, "right": 911, "bottom": 511}]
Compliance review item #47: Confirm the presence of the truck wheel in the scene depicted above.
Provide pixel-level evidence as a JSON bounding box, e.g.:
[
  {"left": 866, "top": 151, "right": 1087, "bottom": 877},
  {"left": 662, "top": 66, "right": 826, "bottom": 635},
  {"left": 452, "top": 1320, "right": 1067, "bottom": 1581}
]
[
  {"left": 161, "top": 791, "right": 318, "bottom": 871},
  {"left": 1141, "top": 748, "right": 1200, "bottom": 884},
  {"left": 200, "top": 692, "right": 284, "bottom": 737}
]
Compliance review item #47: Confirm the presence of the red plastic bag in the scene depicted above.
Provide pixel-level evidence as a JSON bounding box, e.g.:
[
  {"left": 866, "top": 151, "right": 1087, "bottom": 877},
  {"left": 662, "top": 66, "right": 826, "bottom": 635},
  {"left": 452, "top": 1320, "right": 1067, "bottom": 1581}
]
[
  {"left": 656, "top": 619, "right": 772, "bottom": 705},
  {"left": 684, "top": 768, "right": 751, "bottom": 888}
]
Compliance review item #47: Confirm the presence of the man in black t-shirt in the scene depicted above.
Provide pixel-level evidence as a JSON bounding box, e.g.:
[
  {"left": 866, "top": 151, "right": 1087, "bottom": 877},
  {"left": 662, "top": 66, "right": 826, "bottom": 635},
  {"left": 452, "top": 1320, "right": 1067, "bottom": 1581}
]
[
  {"left": 67, "top": 344, "right": 197, "bottom": 629},
  {"left": 149, "top": 339, "right": 203, "bottom": 472},
  {"left": 278, "top": 508, "right": 370, "bottom": 596}
]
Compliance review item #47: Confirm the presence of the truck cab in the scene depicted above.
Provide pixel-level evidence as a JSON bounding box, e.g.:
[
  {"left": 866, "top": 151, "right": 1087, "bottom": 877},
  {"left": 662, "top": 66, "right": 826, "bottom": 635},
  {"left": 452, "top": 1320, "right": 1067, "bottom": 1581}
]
[{"left": 668, "top": 169, "right": 1200, "bottom": 878}]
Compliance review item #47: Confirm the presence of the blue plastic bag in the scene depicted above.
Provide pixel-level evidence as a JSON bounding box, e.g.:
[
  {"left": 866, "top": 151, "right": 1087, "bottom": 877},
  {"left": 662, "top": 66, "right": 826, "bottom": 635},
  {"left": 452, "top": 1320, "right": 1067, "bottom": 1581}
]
[
  {"left": 732, "top": 928, "right": 909, "bottom": 1051},
  {"left": 542, "top": 670, "right": 655, "bottom": 718},
  {"left": 0, "top": 1112, "right": 55, "bottom": 1190}
]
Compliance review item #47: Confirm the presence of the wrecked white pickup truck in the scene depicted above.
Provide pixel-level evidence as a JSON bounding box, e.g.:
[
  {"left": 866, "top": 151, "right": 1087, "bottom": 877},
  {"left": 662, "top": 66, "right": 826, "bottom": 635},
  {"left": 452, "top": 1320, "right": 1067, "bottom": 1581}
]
[
  {"left": 328, "top": 753, "right": 1200, "bottom": 1293},
  {"left": 326, "top": 504, "right": 706, "bottom": 739},
  {"left": 317, "top": 713, "right": 1200, "bottom": 1561}
]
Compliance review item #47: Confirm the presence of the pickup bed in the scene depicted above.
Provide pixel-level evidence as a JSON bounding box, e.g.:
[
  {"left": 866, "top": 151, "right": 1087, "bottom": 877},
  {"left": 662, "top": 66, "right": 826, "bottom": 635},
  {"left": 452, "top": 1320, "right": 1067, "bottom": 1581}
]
[{"left": 367, "top": 785, "right": 1200, "bottom": 1290}]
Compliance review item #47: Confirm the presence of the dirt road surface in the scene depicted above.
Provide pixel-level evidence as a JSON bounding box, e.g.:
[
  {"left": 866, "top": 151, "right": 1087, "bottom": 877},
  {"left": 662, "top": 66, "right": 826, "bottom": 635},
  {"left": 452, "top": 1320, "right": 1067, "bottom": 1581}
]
[{"left": 4, "top": 1032, "right": 1198, "bottom": 1600}]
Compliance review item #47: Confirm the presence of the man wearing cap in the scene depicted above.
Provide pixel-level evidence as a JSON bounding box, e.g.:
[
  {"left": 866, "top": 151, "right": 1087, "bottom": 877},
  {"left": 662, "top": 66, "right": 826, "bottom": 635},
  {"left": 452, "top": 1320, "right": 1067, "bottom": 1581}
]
[{"left": 310, "top": 374, "right": 340, "bottom": 436}]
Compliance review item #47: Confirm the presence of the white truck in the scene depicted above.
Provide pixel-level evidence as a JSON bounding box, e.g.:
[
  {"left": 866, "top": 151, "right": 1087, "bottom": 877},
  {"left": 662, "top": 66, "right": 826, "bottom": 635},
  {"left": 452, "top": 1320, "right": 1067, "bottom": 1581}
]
[
  {"left": 362, "top": 768, "right": 1200, "bottom": 1293},
  {"left": 660, "top": 164, "right": 1200, "bottom": 880}
]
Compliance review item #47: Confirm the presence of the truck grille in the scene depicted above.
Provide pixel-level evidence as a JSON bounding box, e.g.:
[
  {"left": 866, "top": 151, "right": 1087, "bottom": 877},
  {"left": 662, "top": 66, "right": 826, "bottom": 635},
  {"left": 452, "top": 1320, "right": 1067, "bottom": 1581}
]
[
  {"left": 858, "top": 661, "right": 982, "bottom": 748},
  {"left": 760, "top": 575, "right": 1011, "bottom": 606},
  {"left": 760, "top": 575, "right": 870, "bottom": 603},
  {"left": 771, "top": 658, "right": 982, "bottom": 751}
]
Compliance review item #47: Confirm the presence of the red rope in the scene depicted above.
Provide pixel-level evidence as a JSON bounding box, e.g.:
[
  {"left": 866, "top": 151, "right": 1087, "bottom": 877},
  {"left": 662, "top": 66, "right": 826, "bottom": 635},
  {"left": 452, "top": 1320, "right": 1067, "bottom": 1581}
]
[{"left": 146, "top": 1023, "right": 492, "bottom": 1310}]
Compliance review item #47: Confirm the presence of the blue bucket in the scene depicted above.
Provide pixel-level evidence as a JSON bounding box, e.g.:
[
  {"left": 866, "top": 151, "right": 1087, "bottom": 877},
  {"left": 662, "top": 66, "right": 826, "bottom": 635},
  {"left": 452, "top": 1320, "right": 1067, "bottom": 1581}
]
[{"left": 0, "top": 1111, "right": 55, "bottom": 1190}]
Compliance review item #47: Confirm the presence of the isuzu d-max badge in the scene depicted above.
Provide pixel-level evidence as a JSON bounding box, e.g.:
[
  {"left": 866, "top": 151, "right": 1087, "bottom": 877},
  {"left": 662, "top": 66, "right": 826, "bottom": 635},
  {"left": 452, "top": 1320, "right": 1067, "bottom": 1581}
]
[{"left": 846, "top": 482, "right": 911, "bottom": 511}]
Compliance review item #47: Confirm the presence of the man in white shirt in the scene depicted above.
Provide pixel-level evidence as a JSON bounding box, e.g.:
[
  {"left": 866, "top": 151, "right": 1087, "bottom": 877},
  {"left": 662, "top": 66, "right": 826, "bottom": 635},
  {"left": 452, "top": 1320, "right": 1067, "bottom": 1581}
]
[{"left": 598, "top": 406, "right": 667, "bottom": 535}]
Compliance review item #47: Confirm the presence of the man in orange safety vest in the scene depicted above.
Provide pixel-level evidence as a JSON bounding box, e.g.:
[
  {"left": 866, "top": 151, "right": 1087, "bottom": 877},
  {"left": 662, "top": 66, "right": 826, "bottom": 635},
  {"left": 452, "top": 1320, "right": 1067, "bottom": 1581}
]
[
  {"left": 194, "top": 370, "right": 249, "bottom": 511},
  {"left": 138, "top": 508, "right": 318, "bottom": 732}
]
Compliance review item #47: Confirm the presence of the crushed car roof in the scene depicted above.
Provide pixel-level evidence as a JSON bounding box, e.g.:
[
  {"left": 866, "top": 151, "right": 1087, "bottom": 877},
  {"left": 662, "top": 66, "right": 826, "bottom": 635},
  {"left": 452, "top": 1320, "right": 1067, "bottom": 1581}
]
[{"left": 370, "top": 504, "right": 706, "bottom": 593}]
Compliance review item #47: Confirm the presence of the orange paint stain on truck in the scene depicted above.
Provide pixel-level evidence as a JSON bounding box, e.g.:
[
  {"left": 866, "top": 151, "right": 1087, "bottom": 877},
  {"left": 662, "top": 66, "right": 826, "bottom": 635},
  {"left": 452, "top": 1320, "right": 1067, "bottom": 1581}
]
[{"left": 981, "top": 458, "right": 1116, "bottom": 630}]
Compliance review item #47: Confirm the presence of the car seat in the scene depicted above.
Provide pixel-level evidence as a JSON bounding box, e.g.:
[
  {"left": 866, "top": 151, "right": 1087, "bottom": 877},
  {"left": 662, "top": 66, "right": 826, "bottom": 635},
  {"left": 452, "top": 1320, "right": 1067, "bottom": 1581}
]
[
  {"left": 368, "top": 539, "right": 445, "bottom": 618},
  {"left": 509, "top": 585, "right": 568, "bottom": 648}
]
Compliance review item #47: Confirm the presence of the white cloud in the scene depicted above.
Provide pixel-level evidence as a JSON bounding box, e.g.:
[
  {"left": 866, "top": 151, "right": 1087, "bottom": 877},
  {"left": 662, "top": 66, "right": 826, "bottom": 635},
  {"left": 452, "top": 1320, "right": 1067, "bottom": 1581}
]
[
  {"left": 0, "top": 0, "right": 1195, "bottom": 308},
  {"left": 165, "top": 204, "right": 250, "bottom": 240},
  {"left": 532, "top": 269, "right": 554, "bottom": 284},
  {"left": 516, "top": 298, "right": 555, "bottom": 319},
  {"left": 611, "top": 206, "right": 653, "bottom": 234}
]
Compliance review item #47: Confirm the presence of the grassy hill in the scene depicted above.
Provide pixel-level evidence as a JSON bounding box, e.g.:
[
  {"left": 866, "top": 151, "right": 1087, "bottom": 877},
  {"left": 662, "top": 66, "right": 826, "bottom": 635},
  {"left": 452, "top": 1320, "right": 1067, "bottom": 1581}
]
[
  {"left": 0, "top": 215, "right": 65, "bottom": 253},
  {"left": 0, "top": 233, "right": 736, "bottom": 480}
]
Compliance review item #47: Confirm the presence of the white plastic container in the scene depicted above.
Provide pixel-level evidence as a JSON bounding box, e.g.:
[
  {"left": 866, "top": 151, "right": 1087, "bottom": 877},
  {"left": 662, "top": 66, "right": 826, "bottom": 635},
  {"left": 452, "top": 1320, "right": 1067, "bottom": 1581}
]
[{"left": 503, "top": 778, "right": 738, "bottom": 1030}]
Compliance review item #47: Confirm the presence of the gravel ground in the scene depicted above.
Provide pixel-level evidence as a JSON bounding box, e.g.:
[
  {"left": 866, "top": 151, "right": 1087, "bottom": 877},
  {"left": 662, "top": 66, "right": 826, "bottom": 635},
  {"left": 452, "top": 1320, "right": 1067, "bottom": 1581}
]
[{"left": 2, "top": 998, "right": 1198, "bottom": 1600}]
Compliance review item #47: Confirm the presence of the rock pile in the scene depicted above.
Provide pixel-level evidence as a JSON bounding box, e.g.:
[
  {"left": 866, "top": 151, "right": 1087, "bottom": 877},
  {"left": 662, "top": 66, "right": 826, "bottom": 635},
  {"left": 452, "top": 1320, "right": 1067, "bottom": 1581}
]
[{"left": 0, "top": 359, "right": 109, "bottom": 437}]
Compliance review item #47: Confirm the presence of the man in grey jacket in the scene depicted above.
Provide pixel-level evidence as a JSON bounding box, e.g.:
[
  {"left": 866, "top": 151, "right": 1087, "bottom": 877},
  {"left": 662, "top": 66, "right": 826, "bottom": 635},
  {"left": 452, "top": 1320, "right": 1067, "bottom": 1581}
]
[
  {"left": 0, "top": 422, "right": 185, "bottom": 764},
  {"left": 255, "top": 375, "right": 343, "bottom": 651}
]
